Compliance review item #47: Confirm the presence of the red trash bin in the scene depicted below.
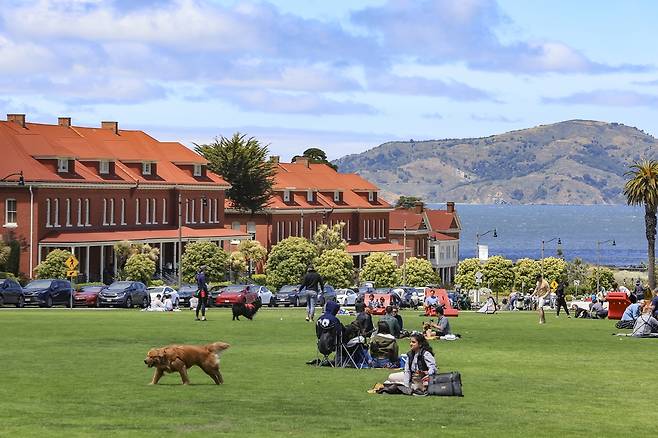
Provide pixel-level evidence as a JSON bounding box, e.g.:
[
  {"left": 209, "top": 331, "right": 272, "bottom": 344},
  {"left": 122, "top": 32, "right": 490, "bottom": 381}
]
[{"left": 606, "top": 292, "right": 631, "bottom": 320}]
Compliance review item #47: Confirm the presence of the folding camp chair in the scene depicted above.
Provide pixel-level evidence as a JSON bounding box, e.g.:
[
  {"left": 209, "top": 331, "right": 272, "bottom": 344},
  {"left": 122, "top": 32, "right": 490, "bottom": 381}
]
[
  {"left": 316, "top": 318, "right": 342, "bottom": 367},
  {"left": 340, "top": 335, "right": 370, "bottom": 368}
]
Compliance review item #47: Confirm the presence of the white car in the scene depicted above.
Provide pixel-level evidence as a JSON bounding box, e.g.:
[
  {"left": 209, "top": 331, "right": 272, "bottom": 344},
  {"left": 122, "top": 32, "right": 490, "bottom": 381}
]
[
  {"left": 336, "top": 288, "right": 358, "bottom": 306},
  {"left": 248, "top": 285, "right": 275, "bottom": 306},
  {"left": 147, "top": 286, "right": 178, "bottom": 306}
]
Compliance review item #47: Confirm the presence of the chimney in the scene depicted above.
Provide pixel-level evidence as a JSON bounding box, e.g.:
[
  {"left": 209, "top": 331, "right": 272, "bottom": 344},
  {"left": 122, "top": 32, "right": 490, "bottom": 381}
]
[
  {"left": 101, "top": 121, "right": 119, "bottom": 134},
  {"left": 446, "top": 201, "right": 455, "bottom": 213},
  {"left": 7, "top": 114, "right": 25, "bottom": 128},
  {"left": 413, "top": 201, "right": 424, "bottom": 214},
  {"left": 269, "top": 155, "right": 280, "bottom": 164},
  {"left": 293, "top": 156, "right": 310, "bottom": 168},
  {"left": 58, "top": 117, "right": 71, "bottom": 127}
]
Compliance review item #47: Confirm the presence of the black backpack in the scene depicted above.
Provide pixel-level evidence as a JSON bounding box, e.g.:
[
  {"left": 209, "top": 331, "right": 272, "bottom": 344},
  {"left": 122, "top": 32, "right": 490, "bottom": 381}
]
[{"left": 427, "top": 372, "right": 464, "bottom": 397}]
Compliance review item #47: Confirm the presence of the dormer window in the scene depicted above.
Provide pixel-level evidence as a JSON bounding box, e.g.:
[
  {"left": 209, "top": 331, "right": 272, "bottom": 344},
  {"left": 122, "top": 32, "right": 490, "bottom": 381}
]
[
  {"left": 307, "top": 190, "right": 314, "bottom": 202},
  {"left": 333, "top": 191, "right": 341, "bottom": 202},
  {"left": 142, "top": 162, "right": 152, "bottom": 175},
  {"left": 57, "top": 158, "right": 69, "bottom": 173},
  {"left": 193, "top": 164, "right": 202, "bottom": 177},
  {"left": 283, "top": 190, "right": 291, "bottom": 202},
  {"left": 368, "top": 191, "right": 375, "bottom": 202},
  {"left": 99, "top": 160, "right": 110, "bottom": 175}
]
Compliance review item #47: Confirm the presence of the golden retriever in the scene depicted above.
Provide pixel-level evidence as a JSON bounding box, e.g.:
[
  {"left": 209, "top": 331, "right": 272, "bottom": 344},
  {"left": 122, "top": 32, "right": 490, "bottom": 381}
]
[{"left": 144, "top": 341, "right": 230, "bottom": 385}]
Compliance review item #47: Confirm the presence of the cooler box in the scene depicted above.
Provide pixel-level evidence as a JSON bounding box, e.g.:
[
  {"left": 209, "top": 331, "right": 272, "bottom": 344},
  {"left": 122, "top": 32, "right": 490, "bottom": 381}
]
[{"left": 606, "top": 292, "right": 631, "bottom": 320}]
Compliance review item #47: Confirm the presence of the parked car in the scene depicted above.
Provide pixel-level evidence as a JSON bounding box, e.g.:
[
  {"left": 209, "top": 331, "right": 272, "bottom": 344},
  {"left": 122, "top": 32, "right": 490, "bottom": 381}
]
[
  {"left": 0, "top": 278, "right": 25, "bottom": 307},
  {"left": 22, "top": 279, "right": 72, "bottom": 307},
  {"left": 177, "top": 284, "right": 197, "bottom": 308},
  {"left": 147, "top": 286, "right": 177, "bottom": 305},
  {"left": 317, "top": 285, "right": 337, "bottom": 306},
  {"left": 247, "top": 285, "right": 275, "bottom": 306},
  {"left": 214, "top": 284, "right": 258, "bottom": 307},
  {"left": 336, "top": 288, "right": 358, "bottom": 307},
  {"left": 274, "top": 284, "right": 303, "bottom": 307},
  {"left": 73, "top": 285, "right": 106, "bottom": 307},
  {"left": 98, "top": 281, "right": 149, "bottom": 308}
]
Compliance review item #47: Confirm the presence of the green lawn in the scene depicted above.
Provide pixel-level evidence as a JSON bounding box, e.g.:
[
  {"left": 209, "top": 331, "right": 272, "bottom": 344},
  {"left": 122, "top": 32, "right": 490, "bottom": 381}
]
[{"left": 1, "top": 307, "right": 656, "bottom": 437}]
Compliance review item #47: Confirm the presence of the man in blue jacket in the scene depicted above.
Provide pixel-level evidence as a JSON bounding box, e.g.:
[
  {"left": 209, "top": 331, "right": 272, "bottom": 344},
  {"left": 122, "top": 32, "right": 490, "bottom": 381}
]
[{"left": 316, "top": 301, "right": 344, "bottom": 360}]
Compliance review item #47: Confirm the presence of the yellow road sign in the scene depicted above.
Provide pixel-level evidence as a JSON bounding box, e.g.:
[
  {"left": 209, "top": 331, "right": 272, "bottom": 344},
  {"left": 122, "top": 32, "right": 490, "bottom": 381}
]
[
  {"left": 65, "top": 255, "right": 79, "bottom": 270},
  {"left": 550, "top": 280, "right": 558, "bottom": 290},
  {"left": 66, "top": 270, "right": 79, "bottom": 277}
]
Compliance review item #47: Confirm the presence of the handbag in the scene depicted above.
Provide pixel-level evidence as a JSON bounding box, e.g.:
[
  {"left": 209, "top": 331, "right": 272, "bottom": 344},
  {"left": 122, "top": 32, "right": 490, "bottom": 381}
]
[{"left": 427, "top": 371, "right": 464, "bottom": 397}]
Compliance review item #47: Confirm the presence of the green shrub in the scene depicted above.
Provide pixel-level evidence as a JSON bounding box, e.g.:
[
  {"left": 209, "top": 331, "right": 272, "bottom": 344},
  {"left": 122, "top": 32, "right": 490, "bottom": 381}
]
[
  {"left": 360, "top": 253, "right": 400, "bottom": 288},
  {"left": 124, "top": 254, "right": 156, "bottom": 285},
  {"left": 266, "top": 237, "right": 317, "bottom": 290},
  {"left": 150, "top": 279, "right": 165, "bottom": 287},
  {"left": 35, "top": 249, "right": 73, "bottom": 279},
  {"left": 251, "top": 274, "right": 267, "bottom": 285}
]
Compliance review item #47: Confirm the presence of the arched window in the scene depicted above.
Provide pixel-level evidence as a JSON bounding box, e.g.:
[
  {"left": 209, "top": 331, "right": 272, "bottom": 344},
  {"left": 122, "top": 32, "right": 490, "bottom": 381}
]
[
  {"left": 54, "top": 198, "right": 60, "bottom": 227},
  {"left": 77, "top": 198, "right": 82, "bottom": 226},
  {"left": 151, "top": 198, "right": 157, "bottom": 224},
  {"left": 199, "top": 197, "right": 205, "bottom": 223},
  {"left": 213, "top": 199, "right": 218, "bottom": 223},
  {"left": 185, "top": 199, "right": 189, "bottom": 224},
  {"left": 110, "top": 198, "right": 115, "bottom": 225},
  {"left": 145, "top": 198, "right": 151, "bottom": 224},
  {"left": 102, "top": 199, "right": 108, "bottom": 225},
  {"left": 190, "top": 199, "right": 196, "bottom": 223},
  {"left": 162, "top": 198, "right": 167, "bottom": 224},
  {"left": 135, "top": 199, "right": 141, "bottom": 224},
  {"left": 84, "top": 199, "right": 90, "bottom": 226},
  {"left": 65, "top": 198, "right": 71, "bottom": 227},
  {"left": 120, "top": 199, "right": 126, "bottom": 225}
]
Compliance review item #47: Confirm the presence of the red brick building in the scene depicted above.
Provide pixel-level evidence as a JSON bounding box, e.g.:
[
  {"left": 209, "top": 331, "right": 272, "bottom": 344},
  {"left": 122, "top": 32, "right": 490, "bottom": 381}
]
[
  {"left": 389, "top": 202, "right": 461, "bottom": 284},
  {"left": 225, "top": 156, "right": 404, "bottom": 268},
  {"left": 0, "top": 114, "right": 247, "bottom": 281}
]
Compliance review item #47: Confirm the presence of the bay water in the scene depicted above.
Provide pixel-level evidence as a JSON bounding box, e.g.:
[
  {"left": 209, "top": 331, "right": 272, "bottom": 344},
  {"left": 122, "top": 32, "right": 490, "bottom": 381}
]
[{"left": 428, "top": 204, "right": 649, "bottom": 267}]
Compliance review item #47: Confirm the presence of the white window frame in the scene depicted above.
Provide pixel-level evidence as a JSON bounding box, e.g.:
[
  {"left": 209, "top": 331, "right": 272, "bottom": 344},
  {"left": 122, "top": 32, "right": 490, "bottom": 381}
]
[
  {"left": 142, "top": 162, "right": 152, "bottom": 175},
  {"left": 102, "top": 199, "right": 108, "bottom": 225},
  {"left": 283, "top": 190, "right": 290, "bottom": 202},
  {"left": 190, "top": 199, "right": 196, "bottom": 224},
  {"left": 368, "top": 191, "right": 374, "bottom": 202},
  {"left": 4, "top": 198, "right": 17, "bottom": 226},
  {"left": 307, "top": 190, "right": 313, "bottom": 202},
  {"left": 110, "top": 199, "right": 115, "bottom": 225},
  {"left": 347, "top": 220, "right": 351, "bottom": 240},
  {"left": 99, "top": 160, "right": 110, "bottom": 175},
  {"left": 77, "top": 198, "right": 82, "bottom": 226},
  {"left": 213, "top": 199, "right": 218, "bottom": 223},
  {"left": 193, "top": 164, "right": 202, "bottom": 177},
  {"left": 199, "top": 198, "right": 205, "bottom": 224},
  {"left": 185, "top": 199, "right": 189, "bottom": 224},
  {"left": 334, "top": 191, "right": 340, "bottom": 202},
  {"left": 85, "top": 199, "right": 90, "bottom": 226},
  {"left": 46, "top": 198, "right": 52, "bottom": 227},
  {"left": 65, "top": 198, "right": 71, "bottom": 227},
  {"left": 207, "top": 198, "right": 212, "bottom": 223},
  {"left": 53, "top": 198, "right": 60, "bottom": 227},
  {"left": 57, "top": 158, "right": 68, "bottom": 173},
  {"left": 151, "top": 198, "right": 157, "bottom": 224},
  {"left": 121, "top": 199, "right": 126, "bottom": 225},
  {"left": 162, "top": 198, "right": 167, "bottom": 224},
  {"left": 136, "top": 198, "right": 141, "bottom": 225},
  {"left": 145, "top": 198, "right": 151, "bottom": 224}
]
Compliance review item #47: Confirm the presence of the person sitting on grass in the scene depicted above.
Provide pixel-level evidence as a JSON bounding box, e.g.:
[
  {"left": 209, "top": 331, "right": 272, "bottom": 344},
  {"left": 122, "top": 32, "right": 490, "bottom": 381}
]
[
  {"left": 589, "top": 298, "right": 608, "bottom": 319},
  {"left": 146, "top": 294, "right": 165, "bottom": 311},
  {"left": 380, "top": 305, "right": 401, "bottom": 338},
  {"left": 369, "top": 320, "right": 399, "bottom": 368},
  {"left": 651, "top": 289, "right": 658, "bottom": 319},
  {"left": 386, "top": 333, "right": 437, "bottom": 392},
  {"left": 631, "top": 302, "right": 658, "bottom": 337},
  {"left": 617, "top": 296, "right": 643, "bottom": 329},
  {"left": 367, "top": 294, "right": 378, "bottom": 310}
]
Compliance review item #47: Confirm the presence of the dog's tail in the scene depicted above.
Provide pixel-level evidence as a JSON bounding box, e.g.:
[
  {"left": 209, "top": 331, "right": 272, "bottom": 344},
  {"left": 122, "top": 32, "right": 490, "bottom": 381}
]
[{"left": 206, "top": 341, "right": 230, "bottom": 353}]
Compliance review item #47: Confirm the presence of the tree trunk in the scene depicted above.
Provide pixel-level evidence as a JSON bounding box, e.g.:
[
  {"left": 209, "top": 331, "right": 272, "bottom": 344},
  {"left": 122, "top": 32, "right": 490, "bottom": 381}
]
[{"left": 645, "top": 205, "right": 656, "bottom": 290}]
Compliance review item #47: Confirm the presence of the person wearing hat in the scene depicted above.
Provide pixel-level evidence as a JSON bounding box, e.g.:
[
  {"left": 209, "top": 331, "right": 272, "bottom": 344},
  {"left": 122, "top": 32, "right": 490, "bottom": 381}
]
[{"left": 300, "top": 265, "right": 324, "bottom": 322}]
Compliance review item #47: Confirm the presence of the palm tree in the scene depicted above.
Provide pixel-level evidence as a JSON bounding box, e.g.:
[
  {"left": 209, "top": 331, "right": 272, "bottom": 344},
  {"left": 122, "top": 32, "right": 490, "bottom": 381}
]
[{"left": 624, "top": 160, "right": 658, "bottom": 289}]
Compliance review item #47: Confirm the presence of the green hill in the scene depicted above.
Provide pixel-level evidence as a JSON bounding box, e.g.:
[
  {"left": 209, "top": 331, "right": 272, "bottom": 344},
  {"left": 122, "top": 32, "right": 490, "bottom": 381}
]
[{"left": 334, "top": 120, "right": 658, "bottom": 204}]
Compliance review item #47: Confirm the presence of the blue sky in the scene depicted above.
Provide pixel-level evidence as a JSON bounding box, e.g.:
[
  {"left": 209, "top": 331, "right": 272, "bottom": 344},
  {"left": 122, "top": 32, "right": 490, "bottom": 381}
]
[{"left": 1, "top": 0, "right": 658, "bottom": 160}]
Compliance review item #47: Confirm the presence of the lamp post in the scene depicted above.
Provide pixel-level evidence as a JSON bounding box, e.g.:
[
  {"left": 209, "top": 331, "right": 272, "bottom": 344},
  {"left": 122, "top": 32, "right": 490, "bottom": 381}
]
[
  {"left": 177, "top": 192, "right": 182, "bottom": 289},
  {"left": 402, "top": 220, "right": 407, "bottom": 286},
  {"left": 596, "top": 239, "right": 615, "bottom": 294},
  {"left": 1, "top": 170, "right": 25, "bottom": 185},
  {"left": 540, "top": 237, "right": 561, "bottom": 273},
  {"left": 475, "top": 228, "right": 497, "bottom": 259}
]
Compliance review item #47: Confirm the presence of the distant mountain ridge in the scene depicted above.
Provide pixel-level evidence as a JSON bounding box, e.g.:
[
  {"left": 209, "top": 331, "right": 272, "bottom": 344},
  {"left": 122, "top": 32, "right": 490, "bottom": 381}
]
[{"left": 333, "top": 120, "right": 658, "bottom": 204}]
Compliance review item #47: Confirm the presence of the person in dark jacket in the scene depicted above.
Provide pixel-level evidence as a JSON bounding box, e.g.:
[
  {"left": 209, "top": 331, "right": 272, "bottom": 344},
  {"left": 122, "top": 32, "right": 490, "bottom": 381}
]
[
  {"left": 380, "top": 305, "right": 401, "bottom": 338},
  {"left": 301, "top": 265, "right": 324, "bottom": 322},
  {"left": 195, "top": 265, "right": 209, "bottom": 321},
  {"left": 555, "top": 278, "right": 570, "bottom": 318},
  {"left": 316, "top": 301, "right": 344, "bottom": 358},
  {"left": 354, "top": 302, "right": 374, "bottom": 336},
  {"left": 369, "top": 320, "right": 399, "bottom": 368}
]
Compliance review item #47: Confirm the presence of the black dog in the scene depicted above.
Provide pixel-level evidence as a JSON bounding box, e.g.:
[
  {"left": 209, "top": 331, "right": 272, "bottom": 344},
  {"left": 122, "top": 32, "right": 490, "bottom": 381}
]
[{"left": 232, "top": 297, "right": 262, "bottom": 321}]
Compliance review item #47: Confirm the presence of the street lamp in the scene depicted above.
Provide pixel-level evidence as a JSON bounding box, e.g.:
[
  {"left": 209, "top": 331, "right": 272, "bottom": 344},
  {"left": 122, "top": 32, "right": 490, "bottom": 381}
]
[
  {"left": 476, "top": 228, "right": 497, "bottom": 258},
  {"left": 540, "top": 237, "right": 561, "bottom": 273},
  {"left": 1, "top": 170, "right": 24, "bottom": 186},
  {"left": 596, "top": 239, "right": 615, "bottom": 294}
]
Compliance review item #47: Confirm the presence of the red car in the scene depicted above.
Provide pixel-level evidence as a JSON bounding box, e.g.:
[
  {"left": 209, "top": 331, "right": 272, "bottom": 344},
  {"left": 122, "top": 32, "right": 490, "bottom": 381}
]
[
  {"left": 214, "top": 285, "right": 258, "bottom": 307},
  {"left": 73, "top": 285, "right": 106, "bottom": 307}
]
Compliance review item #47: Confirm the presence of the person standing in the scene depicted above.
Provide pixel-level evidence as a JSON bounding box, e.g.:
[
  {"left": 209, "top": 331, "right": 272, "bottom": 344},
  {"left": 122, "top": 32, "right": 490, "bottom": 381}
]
[
  {"left": 533, "top": 274, "right": 550, "bottom": 324},
  {"left": 195, "top": 265, "right": 209, "bottom": 321},
  {"left": 555, "top": 278, "right": 570, "bottom": 318},
  {"left": 301, "top": 265, "right": 324, "bottom": 322}
]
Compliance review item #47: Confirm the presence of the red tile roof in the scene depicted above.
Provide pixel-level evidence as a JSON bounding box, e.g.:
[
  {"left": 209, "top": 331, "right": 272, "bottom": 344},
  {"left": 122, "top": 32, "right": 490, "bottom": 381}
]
[
  {"left": 0, "top": 119, "right": 228, "bottom": 187},
  {"left": 389, "top": 209, "right": 424, "bottom": 230},
  {"left": 431, "top": 231, "right": 458, "bottom": 241},
  {"left": 426, "top": 210, "right": 457, "bottom": 231},
  {"left": 40, "top": 226, "right": 248, "bottom": 244},
  {"left": 346, "top": 242, "right": 406, "bottom": 255}
]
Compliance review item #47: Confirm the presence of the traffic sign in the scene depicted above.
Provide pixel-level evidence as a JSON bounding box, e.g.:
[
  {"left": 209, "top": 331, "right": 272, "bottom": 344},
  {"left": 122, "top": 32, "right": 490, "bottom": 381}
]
[
  {"left": 66, "top": 270, "right": 78, "bottom": 278},
  {"left": 550, "top": 280, "right": 558, "bottom": 290},
  {"left": 475, "top": 278, "right": 482, "bottom": 284},
  {"left": 475, "top": 271, "right": 483, "bottom": 280},
  {"left": 65, "top": 255, "right": 79, "bottom": 270},
  {"left": 573, "top": 280, "right": 580, "bottom": 286}
]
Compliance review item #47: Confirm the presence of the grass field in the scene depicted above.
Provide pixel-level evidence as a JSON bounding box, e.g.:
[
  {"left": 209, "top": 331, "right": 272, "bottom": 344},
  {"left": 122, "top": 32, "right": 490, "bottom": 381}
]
[{"left": 1, "top": 307, "right": 657, "bottom": 437}]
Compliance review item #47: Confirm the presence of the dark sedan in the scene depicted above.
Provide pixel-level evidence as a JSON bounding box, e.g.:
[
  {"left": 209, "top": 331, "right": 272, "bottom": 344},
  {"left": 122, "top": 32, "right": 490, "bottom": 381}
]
[
  {"left": 275, "top": 284, "right": 303, "bottom": 307},
  {"left": 0, "top": 278, "right": 25, "bottom": 307},
  {"left": 317, "top": 285, "right": 337, "bottom": 307},
  {"left": 74, "top": 285, "right": 106, "bottom": 307},
  {"left": 98, "top": 281, "right": 149, "bottom": 308},
  {"left": 177, "top": 284, "right": 197, "bottom": 308},
  {"left": 22, "top": 279, "right": 72, "bottom": 307}
]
